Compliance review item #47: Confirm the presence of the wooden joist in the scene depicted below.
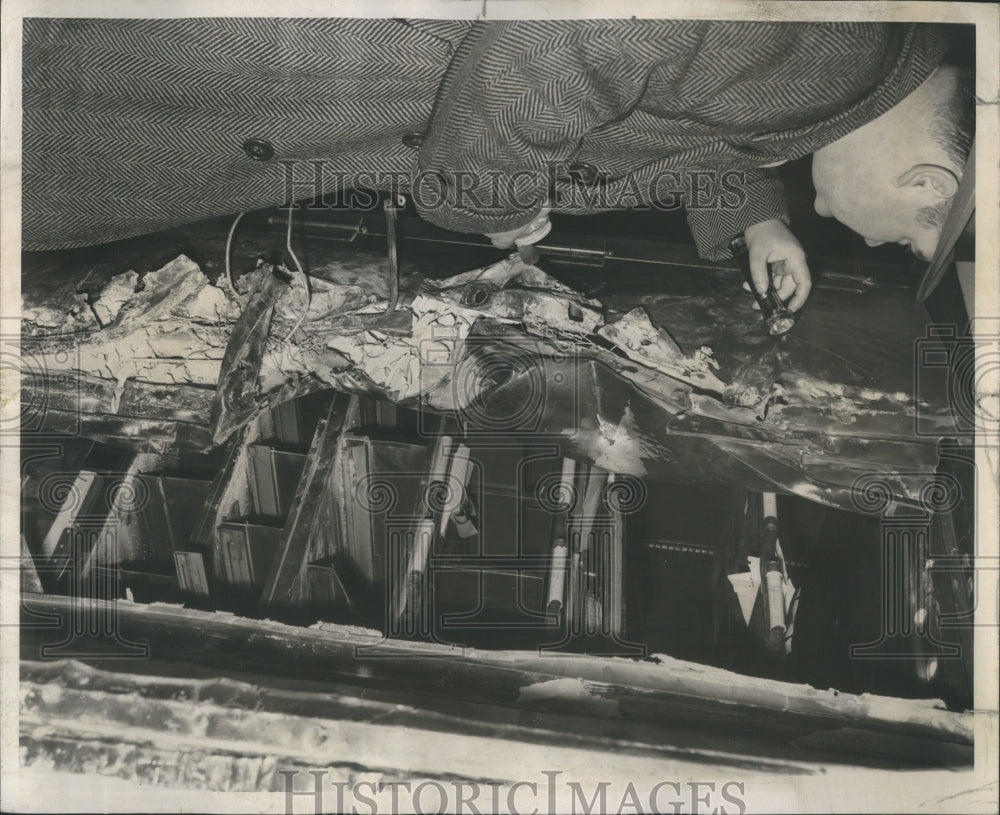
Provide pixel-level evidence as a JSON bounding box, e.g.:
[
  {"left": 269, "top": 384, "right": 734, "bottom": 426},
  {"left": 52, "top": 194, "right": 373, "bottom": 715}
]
[{"left": 258, "top": 392, "right": 354, "bottom": 614}]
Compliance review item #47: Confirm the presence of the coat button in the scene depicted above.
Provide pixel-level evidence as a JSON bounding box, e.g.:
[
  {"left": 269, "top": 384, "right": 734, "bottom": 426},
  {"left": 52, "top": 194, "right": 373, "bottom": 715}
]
[
  {"left": 562, "top": 162, "right": 601, "bottom": 186},
  {"left": 242, "top": 138, "right": 275, "bottom": 161},
  {"left": 402, "top": 132, "right": 425, "bottom": 148}
]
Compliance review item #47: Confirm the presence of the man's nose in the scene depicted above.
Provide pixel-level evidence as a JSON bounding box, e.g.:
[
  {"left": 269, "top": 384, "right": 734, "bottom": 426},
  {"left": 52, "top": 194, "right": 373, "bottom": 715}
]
[
  {"left": 814, "top": 196, "right": 831, "bottom": 217},
  {"left": 865, "top": 238, "right": 887, "bottom": 247}
]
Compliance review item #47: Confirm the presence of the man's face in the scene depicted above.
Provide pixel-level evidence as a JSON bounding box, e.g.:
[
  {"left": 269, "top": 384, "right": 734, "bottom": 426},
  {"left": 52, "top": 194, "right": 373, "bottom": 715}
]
[{"left": 812, "top": 159, "right": 941, "bottom": 262}]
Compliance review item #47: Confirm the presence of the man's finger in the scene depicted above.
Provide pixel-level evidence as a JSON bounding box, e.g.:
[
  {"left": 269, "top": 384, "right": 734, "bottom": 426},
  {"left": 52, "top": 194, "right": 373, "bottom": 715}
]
[
  {"left": 784, "top": 253, "right": 812, "bottom": 312},
  {"left": 774, "top": 272, "right": 797, "bottom": 303}
]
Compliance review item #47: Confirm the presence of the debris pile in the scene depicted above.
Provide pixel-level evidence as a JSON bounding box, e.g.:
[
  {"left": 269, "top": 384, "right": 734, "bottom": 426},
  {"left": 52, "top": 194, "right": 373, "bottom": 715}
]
[{"left": 22, "top": 252, "right": 798, "bottom": 433}]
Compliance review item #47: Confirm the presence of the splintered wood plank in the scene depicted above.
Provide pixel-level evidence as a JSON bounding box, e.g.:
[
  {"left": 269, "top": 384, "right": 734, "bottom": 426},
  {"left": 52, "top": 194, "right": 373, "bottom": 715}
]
[
  {"left": 21, "top": 535, "right": 44, "bottom": 594},
  {"left": 575, "top": 463, "right": 606, "bottom": 556},
  {"left": 438, "top": 443, "right": 472, "bottom": 538},
  {"left": 258, "top": 392, "right": 354, "bottom": 613},
  {"left": 189, "top": 424, "right": 257, "bottom": 549},
  {"left": 41, "top": 471, "right": 98, "bottom": 560},
  {"left": 84, "top": 451, "right": 161, "bottom": 579},
  {"left": 173, "top": 551, "right": 210, "bottom": 597}
]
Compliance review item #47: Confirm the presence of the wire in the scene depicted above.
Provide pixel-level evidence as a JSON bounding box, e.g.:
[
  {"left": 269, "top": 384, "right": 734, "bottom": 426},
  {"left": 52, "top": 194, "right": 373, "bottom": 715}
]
[
  {"left": 284, "top": 203, "right": 312, "bottom": 343},
  {"left": 224, "top": 211, "right": 246, "bottom": 295}
]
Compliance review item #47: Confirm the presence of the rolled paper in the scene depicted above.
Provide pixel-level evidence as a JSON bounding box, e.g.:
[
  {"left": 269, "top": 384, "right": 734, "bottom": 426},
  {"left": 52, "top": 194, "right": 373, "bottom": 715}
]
[
  {"left": 397, "top": 518, "right": 435, "bottom": 621},
  {"left": 762, "top": 491, "right": 778, "bottom": 521},
  {"left": 547, "top": 541, "right": 569, "bottom": 613},
  {"left": 765, "top": 558, "right": 786, "bottom": 633},
  {"left": 407, "top": 518, "right": 435, "bottom": 578}
]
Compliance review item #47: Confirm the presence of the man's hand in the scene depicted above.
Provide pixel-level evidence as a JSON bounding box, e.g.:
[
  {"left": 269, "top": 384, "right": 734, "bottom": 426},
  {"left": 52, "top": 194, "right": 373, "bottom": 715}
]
[{"left": 743, "top": 219, "right": 812, "bottom": 311}]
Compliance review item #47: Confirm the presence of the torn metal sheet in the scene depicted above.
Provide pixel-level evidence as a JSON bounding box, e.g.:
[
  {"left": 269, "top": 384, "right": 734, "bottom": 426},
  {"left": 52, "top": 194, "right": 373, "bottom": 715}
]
[
  {"left": 22, "top": 255, "right": 238, "bottom": 390},
  {"left": 21, "top": 252, "right": 729, "bottom": 432},
  {"left": 20, "top": 249, "right": 956, "bottom": 509},
  {"left": 437, "top": 342, "right": 941, "bottom": 510},
  {"left": 422, "top": 255, "right": 604, "bottom": 336},
  {"left": 597, "top": 306, "right": 728, "bottom": 395},
  {"left": 627, "top": 280, "right": 959, "bottom": 439}
]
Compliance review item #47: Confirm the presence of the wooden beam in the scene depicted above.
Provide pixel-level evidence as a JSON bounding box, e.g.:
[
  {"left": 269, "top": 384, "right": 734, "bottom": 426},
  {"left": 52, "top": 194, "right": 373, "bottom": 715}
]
[
  {"left": 83, "top": 452, "right": 161, "bottom": 579},
  {"left": 258, "top": 392, "right": 354, "bottom": 614},
  {"left": 189, "top": 423, "right": 257, "bottom": 550}
]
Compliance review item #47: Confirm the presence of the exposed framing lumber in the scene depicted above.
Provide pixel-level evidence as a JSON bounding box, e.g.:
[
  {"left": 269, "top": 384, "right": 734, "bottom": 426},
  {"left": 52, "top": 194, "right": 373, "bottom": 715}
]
[
  {"left": 258, "top": 392, "right": 354, "bottom": 614},
  {"left": 189, "top": 423, "right": 257, "bottom": 551}
]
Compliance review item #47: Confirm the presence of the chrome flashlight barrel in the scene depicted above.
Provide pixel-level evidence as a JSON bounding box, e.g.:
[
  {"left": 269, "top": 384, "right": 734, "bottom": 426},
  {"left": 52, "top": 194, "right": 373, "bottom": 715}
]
[{"left": 729, "top": 236, "right": 796, "bottom": 337}]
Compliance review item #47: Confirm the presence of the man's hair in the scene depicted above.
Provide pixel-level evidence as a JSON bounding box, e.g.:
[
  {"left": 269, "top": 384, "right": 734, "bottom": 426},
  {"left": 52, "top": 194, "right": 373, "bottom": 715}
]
[
  {"left": 929, "top": 65, "right": 975, "bottom": 170},
  {"left": 917, "top": 66, "right": 974, "bottom": 233}
]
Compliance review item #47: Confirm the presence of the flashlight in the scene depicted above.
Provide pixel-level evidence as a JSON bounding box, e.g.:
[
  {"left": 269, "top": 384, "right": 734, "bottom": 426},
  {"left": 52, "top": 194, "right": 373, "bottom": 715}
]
[{"left": 729, "top": 236, "right": 796, "bottom": 337}]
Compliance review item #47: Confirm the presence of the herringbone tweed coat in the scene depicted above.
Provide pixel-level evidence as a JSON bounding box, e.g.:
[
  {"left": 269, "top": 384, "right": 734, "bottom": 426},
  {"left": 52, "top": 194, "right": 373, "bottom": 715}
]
[{"left": 21, "top": 19, "right": 946, "bottom": 257}]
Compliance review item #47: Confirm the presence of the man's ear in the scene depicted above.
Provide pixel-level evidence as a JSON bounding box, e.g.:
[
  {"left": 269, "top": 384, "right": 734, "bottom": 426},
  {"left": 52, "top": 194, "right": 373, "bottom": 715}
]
[{"left": 894, "top": 164, "right": 960, "bottom": 199}]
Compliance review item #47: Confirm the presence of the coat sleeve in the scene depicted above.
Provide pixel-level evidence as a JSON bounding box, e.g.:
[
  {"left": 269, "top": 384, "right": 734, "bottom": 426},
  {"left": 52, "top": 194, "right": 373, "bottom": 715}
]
[
  {"left": 414, "top": 20, "right": 702, "bottom": 235},
  {"left": 684, "top": 167, "right": 790, "bottom": 261}
]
